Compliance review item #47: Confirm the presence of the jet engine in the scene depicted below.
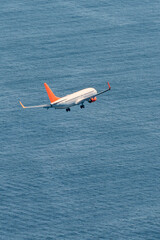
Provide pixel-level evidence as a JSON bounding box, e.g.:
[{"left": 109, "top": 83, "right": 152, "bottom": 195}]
[{"left": 88, "top": 97, "right": 97, "bottom": 103}]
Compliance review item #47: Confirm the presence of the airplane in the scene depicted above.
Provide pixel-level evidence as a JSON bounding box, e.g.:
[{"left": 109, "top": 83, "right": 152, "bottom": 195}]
[{"left": 19, "top": 82, "right": 111, "bottom": 112}]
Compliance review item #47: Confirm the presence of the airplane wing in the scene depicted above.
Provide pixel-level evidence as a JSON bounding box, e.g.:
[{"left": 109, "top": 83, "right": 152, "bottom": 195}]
[
  {"left": 19, "top": 101, "right": 51, "bottom": 109},
  {"left": 94, "top": 82, "right": 111, "bottom": 97}
]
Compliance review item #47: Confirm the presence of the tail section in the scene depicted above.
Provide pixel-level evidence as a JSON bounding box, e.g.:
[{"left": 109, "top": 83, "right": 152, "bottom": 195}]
[{"left": 44, "top": 83, "right": 60, "bottom": 103}]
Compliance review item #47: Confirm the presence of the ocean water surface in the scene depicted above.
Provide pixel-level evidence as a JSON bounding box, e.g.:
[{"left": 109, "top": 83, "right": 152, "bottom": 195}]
[{"left": 0, "top": 1, "right": 160, "bottom": 239}]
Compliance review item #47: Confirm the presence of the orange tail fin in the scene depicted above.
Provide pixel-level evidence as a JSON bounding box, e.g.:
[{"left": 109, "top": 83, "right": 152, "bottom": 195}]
[{"left": 44, "top": 83, "right": 60, "bottom": 103}]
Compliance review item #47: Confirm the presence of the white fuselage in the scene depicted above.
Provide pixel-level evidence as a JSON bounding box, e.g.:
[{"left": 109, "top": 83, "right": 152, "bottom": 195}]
[{"left": 52, "top": 88, "right": 97, "bottom": 109}]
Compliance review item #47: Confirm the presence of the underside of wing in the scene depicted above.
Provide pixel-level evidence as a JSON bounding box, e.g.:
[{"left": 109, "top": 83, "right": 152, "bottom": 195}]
[{"left": 94, "top": 82, "right": 111, "bottom": 97}]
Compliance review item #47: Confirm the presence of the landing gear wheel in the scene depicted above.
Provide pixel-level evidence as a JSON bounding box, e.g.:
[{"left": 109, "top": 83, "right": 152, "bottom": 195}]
[
  {"left": 66, "top": 108, "right": 71, "bottom": 112},
  {"left": 80, "top": 104, "right": 85, "bottom": 109}
]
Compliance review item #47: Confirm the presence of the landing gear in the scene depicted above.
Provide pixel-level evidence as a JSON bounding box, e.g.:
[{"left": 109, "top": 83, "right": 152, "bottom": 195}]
[
  {"left": 66, "top": 108, "right": 71, "bottom": 112},
  {"left": 80, "top": 104, "right": 85, "bottom": 109}
]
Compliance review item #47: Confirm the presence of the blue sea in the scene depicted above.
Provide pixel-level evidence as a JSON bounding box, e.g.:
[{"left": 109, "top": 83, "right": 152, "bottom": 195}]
[{"left": 0, "top": 1, "right": 160, "bottom": 239}]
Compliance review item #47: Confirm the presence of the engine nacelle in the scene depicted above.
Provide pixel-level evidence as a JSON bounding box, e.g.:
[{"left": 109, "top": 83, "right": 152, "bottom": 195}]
[{"left": 88, "top": 97, "right": 97, "bottom": 103}]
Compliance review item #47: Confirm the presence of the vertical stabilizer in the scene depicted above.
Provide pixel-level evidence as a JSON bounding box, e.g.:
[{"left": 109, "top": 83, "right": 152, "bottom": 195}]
[{"left": 44, "top": 83, "right": 60, "bottom": 103}]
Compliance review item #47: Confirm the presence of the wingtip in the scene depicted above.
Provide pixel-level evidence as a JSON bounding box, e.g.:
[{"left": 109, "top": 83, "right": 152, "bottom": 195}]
[
  {"left": 19, "top": 101, "right": 25, "bottom": 108},
  {"left": 107, "top": 82, "right": 111, "bottom": 90}
]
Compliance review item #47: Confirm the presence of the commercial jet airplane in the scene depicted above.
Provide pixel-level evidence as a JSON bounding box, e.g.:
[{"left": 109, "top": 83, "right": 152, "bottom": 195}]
[{"left": 19, "top": 82, "right": 111, "bottom": 112}]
